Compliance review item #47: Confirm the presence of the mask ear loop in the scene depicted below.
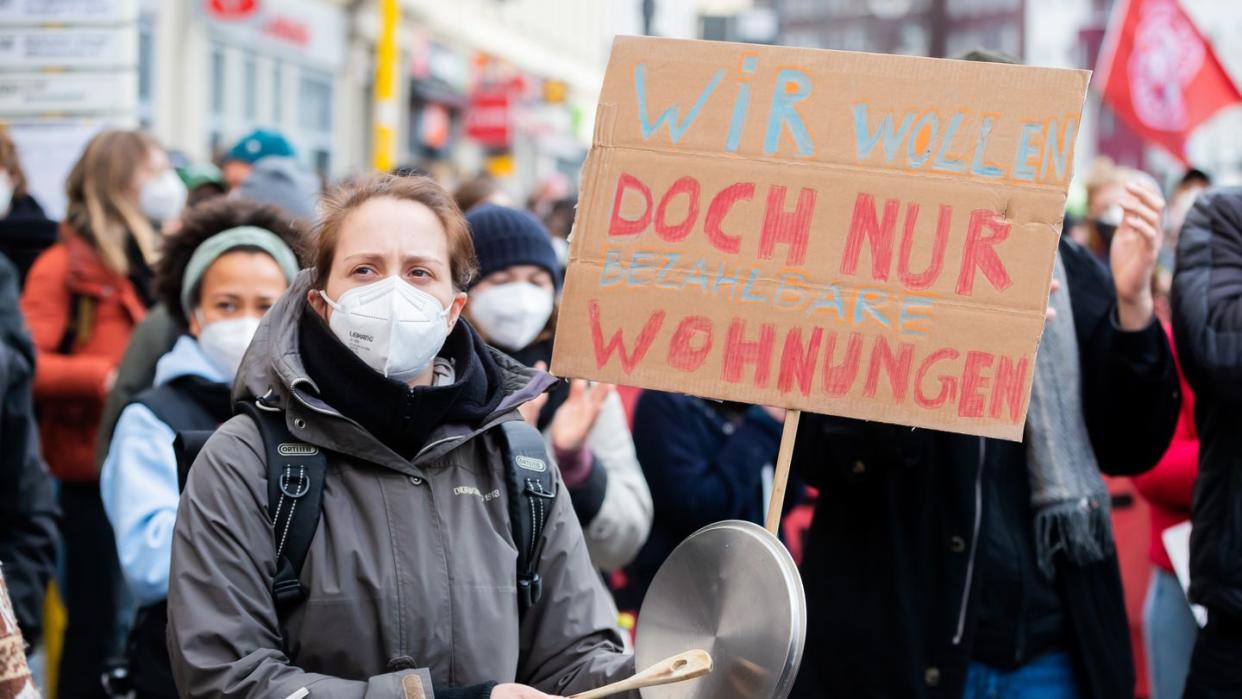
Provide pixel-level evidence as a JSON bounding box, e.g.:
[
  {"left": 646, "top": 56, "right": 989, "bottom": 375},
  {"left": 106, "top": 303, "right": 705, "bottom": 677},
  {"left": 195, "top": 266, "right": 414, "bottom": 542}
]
[{"left": 319, "top": 289, "right": 342, "bottom": 312}]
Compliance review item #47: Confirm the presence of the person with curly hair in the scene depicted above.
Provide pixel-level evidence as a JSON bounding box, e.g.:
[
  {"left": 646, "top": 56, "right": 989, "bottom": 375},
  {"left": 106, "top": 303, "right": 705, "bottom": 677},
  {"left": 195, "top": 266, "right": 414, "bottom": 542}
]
[{"left": 100, "top": 197, "right": 307, "bottom": 698}]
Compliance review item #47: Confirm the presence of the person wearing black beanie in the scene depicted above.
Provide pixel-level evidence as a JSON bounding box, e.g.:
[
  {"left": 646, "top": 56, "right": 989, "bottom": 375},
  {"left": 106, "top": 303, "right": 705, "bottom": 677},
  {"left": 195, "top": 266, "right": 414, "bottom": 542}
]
[{"left": 464, "top": 204, "right": 652, "bottom": 574}]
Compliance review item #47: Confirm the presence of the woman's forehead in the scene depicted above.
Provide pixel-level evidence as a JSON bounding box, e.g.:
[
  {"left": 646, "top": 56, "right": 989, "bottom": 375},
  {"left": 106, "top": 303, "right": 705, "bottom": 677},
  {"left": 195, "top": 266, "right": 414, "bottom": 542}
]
[{"left": 338, "top": 197, "right": 448, "bottom": 254}]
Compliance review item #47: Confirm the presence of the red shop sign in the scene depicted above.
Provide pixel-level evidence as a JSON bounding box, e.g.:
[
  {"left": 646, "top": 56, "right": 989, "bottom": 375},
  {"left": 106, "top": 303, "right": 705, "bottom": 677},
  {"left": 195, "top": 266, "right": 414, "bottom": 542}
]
[
  {"left": 206, "top": 0, "right": 259, "bottom": 20},
  {"left": 466, "top": 90, "right": 512, "bottom": 149}
]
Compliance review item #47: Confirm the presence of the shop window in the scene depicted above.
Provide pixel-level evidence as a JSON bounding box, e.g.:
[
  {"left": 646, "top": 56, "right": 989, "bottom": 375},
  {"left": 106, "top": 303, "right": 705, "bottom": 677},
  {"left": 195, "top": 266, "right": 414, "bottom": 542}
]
[
  {"left": 211, "top": 45, "right": 226, "bottom": 117},
  {"left": 244, "top": 52, "right": 257, "bottom": 121},
  {"left": 299, "top": 72, "right": 332, "bottom": 132},
  {"left": 138, "top": 15, "right": 154, "bottom": 128},
  {"left": 273, "top": 62, "right": 284, "bottom": 126},
  {"left": 298, "top": 70, "right": 333, "bottom": 175}
]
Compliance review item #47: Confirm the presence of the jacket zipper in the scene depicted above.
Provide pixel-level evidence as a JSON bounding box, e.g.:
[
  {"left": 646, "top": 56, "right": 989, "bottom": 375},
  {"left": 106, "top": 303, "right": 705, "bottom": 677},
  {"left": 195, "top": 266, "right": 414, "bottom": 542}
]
[{"left": 953, "top": 439, "right": 985, "bottom": 646}]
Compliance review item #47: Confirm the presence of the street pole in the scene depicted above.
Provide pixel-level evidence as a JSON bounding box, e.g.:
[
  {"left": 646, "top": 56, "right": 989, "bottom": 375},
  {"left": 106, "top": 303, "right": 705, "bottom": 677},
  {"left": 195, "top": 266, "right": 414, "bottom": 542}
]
[{"left": 372, "top": 0, "right": 400, "bottom": 172}]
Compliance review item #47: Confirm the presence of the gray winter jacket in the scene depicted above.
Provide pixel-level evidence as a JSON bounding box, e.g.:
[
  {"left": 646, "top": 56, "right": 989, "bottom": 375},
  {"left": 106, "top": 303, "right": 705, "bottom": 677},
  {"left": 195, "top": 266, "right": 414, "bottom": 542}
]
[{"left": 166, "top": 271, "right": 636, "bottom": 699}]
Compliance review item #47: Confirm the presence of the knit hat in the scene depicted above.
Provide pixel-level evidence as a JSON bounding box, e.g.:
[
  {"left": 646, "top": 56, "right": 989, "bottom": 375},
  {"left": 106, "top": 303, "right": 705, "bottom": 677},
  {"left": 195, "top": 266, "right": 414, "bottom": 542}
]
[
  {"left": 177, "top": 161, "right": 224, "bottom": 190},
  {"left": 466, "top": 203, "right": 561, "bottom": 290},
  {"left": 225, "top": 128, "right": 295, "bottom": 164},
  {"left": 235, "top": 156, "right": 319, "bottom": 223}
]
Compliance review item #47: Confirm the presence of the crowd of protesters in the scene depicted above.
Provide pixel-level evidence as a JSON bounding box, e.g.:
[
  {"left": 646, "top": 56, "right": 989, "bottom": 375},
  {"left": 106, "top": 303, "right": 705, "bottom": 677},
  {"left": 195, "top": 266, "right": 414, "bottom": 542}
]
[{"left": 1, "top": 101, "right": 1241, "bottom": 699}]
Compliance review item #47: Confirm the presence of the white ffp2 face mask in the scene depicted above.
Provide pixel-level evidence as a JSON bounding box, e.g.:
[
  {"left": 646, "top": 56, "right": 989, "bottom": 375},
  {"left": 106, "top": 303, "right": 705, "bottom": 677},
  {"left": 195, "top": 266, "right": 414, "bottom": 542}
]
[
  {"left": 469, "top": 281, "right": 554, "bottom": 351},
  {"left": 197, "top": 314, "right": 262, "bottom": 380},
  {"left": 140, "top": 169, "right": 187, "bottom": 224},
  {"left": 320, "top": 275, "right": 451, "bottom": 383}
]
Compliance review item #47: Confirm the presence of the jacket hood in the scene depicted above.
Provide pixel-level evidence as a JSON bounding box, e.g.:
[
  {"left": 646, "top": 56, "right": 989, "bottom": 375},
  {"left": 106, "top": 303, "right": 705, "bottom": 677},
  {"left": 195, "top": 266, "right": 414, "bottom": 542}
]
[
  {"left": 233, "top": 270, "right": 556, "bottom": 473},
  {"left": 154, "top": 334, "right": 228, "bottom": 387}
]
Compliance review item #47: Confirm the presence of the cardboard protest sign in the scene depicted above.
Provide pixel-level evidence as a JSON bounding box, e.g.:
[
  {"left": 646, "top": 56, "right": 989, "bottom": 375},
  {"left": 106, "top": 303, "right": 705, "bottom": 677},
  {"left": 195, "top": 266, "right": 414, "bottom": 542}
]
[{"left": 552, "top": 37, "right": 1089, "bottom": 440}]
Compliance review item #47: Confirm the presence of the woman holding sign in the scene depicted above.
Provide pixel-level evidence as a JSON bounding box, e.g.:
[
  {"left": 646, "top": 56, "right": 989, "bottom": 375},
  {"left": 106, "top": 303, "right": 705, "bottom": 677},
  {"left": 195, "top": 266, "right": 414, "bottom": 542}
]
[{"left": 166, "top": 174, "right": 634, "bottom": 699}]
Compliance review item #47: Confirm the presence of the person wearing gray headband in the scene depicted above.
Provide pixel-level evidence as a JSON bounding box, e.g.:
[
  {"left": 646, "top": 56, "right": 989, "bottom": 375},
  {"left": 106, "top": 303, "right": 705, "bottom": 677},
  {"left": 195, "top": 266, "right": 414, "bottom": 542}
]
[{"left": 99, "top": 198, "right": 305, "bottom": 699}]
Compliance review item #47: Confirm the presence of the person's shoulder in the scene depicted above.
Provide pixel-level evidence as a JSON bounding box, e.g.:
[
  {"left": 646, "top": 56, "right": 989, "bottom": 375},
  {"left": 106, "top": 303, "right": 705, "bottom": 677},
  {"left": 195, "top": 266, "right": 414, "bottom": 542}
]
[
  {"left": 1188, "top": 187, "right": 1242, "bottom": 241},
  {"left": 1059, "top": 235, "right": 1112, "bottom": 300},
  {"left": 633, "top": 390, "right": 703, "bottom": 428},
  {"left": 634, "top": 389, "right": 688, "bottom": 412},
  {"left": 24, "top": 241, "right": 68, "bottom": 280},
  {"left": 8, "top": 194, "right": 47, "bottom": 220},
  {"left": 187, "top": 413, "right": 268, "bottom": 497}
]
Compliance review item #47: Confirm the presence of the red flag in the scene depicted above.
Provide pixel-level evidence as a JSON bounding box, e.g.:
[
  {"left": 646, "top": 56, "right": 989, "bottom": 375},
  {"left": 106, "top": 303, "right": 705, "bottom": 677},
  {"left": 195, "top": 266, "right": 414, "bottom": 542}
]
[{"left": 1096, "top": 0, "right": 1242, "bottom": 164}]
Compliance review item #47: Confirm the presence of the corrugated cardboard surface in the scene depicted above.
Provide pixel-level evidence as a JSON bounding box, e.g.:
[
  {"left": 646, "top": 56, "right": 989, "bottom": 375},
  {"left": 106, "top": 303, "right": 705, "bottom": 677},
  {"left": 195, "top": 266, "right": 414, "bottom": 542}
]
[{"left": 552, "top": 36, "right": 1090, "bottom": 441}]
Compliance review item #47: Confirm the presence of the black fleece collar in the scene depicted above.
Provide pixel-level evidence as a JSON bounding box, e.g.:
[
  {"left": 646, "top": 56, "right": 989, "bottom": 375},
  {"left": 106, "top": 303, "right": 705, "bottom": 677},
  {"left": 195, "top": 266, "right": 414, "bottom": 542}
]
[{"left": 298, "top": 305, "right": 504, "bottom": 459}]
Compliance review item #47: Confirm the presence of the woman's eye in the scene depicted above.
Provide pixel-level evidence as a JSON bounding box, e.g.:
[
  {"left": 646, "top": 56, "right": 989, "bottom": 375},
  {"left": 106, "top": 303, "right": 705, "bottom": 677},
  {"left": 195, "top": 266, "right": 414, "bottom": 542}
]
[
  {"left": 352, "top": 266, "right": 376, "bottom": 277},
  {"left": 216, "top": 301, "right": 238, "bottom": 313},
  {"left": 409, "top": 268, "right": 431, "bottom": 279}
]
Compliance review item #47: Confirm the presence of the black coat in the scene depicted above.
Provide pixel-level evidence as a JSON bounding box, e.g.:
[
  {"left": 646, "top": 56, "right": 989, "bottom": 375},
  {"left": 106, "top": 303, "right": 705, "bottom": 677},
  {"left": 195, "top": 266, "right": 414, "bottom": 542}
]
[
  {"left": 1172, "top": 187, "right": 1242, "bottom": 621},
  {"left": 0, "top": 194, "right": 57, "bottom": 288},
  {"left": 0, "top": 253, "right": 59, "bottom": 647},
  {"left": 790, "top": 238, "right": 1179, "bottom": 699}
]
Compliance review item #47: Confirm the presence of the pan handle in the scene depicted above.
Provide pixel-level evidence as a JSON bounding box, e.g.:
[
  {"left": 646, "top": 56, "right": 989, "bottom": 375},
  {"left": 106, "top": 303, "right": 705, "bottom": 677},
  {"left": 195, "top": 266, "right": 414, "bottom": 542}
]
[{"left": 568, "top": 649, "right": 713, "bottom": 699}]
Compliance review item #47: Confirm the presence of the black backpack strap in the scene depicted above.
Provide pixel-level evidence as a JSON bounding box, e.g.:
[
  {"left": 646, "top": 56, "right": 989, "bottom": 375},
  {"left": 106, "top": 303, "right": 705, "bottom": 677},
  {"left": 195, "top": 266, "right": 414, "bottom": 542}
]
[
  {"left": 174, "top": 430, "right": 215, "bottom": 492},
  {"left": 57, "top": 293, "right": 92, "bottom": 353},
  {"left": 500, "top": 420, "right": 557, "bottom": 615},
  {"left": 236, "top": 401, "right": 327, "bottom": 612}
]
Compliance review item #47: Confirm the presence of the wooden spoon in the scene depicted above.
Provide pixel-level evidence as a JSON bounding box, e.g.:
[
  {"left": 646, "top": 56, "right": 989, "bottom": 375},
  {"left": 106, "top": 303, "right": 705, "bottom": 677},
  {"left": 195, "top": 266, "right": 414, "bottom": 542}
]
[{"left": 569, "top": 649, "right": 713, "bottom": 699}]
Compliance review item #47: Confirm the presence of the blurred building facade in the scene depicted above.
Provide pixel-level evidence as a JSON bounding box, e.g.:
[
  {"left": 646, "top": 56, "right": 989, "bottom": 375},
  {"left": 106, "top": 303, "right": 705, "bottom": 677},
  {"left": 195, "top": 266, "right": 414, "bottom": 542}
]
[
  {"left": 771, "top": 0, "right": 1242, "bottom": 185},
  {"left": 139, "top": 0, "right": 614, "bottom": 192}
]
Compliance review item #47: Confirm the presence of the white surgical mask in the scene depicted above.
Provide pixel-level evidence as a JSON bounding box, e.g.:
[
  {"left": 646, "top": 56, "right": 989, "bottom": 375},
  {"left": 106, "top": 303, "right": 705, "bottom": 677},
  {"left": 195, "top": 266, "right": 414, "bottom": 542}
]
[
  {"left": 0, "top": 171, "right": 13, "bottom": 216},
  {"left": 469, "top": 281, "right": 554, "bottom": 351},
  {"left": 320, "top": 275, "right": 451, "bottom": 383},
  {"left": 197, "top": 314, "right": 262, "bottom": 380},
  {"left": 140, "top": 169, "right": 187, "bottom": 224}
]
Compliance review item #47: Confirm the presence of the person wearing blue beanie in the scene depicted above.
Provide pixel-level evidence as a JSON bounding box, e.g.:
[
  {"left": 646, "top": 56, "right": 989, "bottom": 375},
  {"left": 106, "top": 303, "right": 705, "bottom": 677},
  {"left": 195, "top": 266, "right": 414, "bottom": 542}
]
[
  {"left": 465, "top": 203, "right": 561, "bottom": 293},
  {"left": 464, "top": 203, "right": 652, "bottom": 575},
  {"left": 221, "top": 128, "right": 296, "bottom": 190}
]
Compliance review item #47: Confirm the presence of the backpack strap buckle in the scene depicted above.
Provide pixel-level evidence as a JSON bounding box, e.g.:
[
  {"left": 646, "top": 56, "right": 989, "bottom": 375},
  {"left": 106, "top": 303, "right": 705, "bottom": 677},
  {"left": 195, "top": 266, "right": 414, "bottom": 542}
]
[
  {"left": 271, "top": 560, "right": 306, "bottom": 609},
  {"left": 517, "top": 573, "right": 543, "bottom": 611},
  {"left": 500, "top": 419, "right": 558, "bottom": 615}
]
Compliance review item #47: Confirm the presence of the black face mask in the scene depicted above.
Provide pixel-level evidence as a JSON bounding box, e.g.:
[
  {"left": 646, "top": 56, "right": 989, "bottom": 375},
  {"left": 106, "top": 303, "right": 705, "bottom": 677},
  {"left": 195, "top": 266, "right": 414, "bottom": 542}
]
[{"left": 1092, "top": 219, "right": 1118, "bottom": 249}]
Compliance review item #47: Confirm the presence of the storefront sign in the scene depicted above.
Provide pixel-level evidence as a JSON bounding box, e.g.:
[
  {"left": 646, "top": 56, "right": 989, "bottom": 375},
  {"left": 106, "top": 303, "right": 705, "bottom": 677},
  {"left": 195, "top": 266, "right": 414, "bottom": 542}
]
[
  {"left": 201, "top": 0, "right": 345, "bottom": 69},
  {"left": 0, "top": 0, "right": 136, "bottom": 24},
  {"left": 0, "top": 27, "right": 136, "bottom": 69},
  {"left": 466, "top": 89, "right": 512, "bottom": 149},
  {"left": 0, "top": 72, "right": 137, "bottom": 115}
]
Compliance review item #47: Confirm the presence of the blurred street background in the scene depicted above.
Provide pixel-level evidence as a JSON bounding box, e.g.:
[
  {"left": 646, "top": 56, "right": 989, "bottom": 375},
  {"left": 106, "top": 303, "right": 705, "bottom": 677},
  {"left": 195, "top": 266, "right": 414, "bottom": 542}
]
[{"left": 4, "top": 0, "right": 1242, "bottom": 221}]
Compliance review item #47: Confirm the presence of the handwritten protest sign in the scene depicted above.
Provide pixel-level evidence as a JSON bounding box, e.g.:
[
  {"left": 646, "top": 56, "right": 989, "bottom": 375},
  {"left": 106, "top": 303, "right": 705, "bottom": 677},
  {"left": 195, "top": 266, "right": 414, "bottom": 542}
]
[{"left": 552, "top": 37, "right": 1090, "bottom": 440}]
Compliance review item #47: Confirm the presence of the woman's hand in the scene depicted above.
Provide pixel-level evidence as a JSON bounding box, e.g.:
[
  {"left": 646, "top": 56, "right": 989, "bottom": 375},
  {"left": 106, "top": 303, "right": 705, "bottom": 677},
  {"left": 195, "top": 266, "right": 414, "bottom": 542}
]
[
  {"left": 550, "top": 379, "right": 614, "bottom": 453},
  {"left": 491, "top": 684, "right": 563, "bottom": 699},
  {"left": 1110, "top": 181, "right": 1166, "bottom": 330}
]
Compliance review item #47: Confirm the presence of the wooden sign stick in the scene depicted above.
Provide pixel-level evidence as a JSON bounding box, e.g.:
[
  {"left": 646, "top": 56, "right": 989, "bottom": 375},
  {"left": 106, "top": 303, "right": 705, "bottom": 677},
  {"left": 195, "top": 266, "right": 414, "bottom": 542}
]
[{"left": 765, "top": 409, "right": 801, "bottom": 537}]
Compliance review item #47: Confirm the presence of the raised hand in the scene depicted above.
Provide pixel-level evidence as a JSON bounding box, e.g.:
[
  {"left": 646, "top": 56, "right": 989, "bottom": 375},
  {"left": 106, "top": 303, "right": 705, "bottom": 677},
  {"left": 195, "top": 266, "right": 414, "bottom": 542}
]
[
  {"left": 1110, "top": 181, "right": 1166, "bottom": 330},
  {"left": 550, "top": 379, "right": 614, "bottom": 453}
]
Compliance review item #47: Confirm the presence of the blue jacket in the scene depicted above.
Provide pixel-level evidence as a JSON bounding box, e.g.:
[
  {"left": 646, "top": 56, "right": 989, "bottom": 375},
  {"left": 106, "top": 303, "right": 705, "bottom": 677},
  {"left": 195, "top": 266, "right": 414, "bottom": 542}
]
[
  {"left": 101, "top": 335, "right": 227, "bottom": 605},
  {"left": 620, "top": 391, "right": 790, "bottom": 608}
]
